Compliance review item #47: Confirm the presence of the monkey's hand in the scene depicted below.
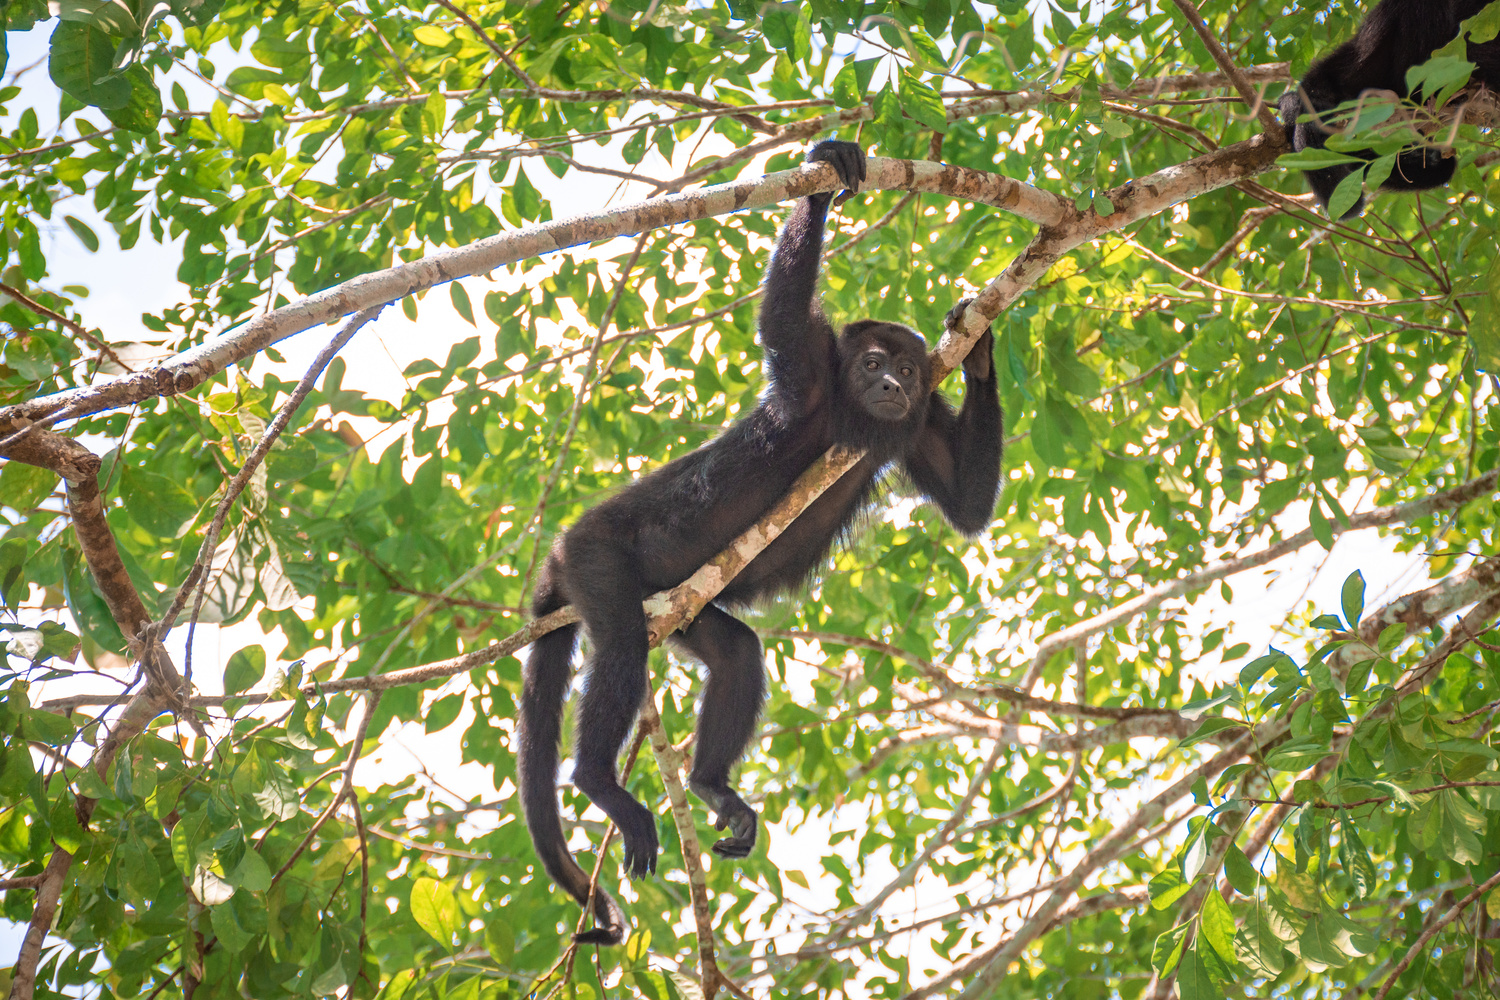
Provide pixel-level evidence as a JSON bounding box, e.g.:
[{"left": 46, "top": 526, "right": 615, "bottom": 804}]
[
  {"left": 946, "top": 297, "right": 994, "bottom": 381},
  {"left": 806, "top": 139, "right": 866, "bottom": 204}
]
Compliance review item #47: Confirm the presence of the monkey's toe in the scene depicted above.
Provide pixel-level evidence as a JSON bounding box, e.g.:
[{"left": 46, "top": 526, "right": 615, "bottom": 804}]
[
  {"left": 623, "top": 845, "right": 657, "bottom": 879},
  {"left": 621, "top": 828, "right": 659, "bottom": 879},
  {"left": 945, "top": 297, "right": 976, "bottom": 331},
  {"left": 807, "top": 139, "right": 866, "bottom": 193}
]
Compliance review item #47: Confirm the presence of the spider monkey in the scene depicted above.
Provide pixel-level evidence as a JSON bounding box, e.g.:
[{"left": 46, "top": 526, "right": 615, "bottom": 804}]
[
  {"left": 515, "top": 140, "right": 1003, "bottom": 945},
  {"left": 1279, "top": 0, "right": 1500, "bottom": 217}
]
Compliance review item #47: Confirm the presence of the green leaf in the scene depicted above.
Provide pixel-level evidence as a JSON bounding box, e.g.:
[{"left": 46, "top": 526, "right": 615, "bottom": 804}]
[
  {"left": 1338, "top": 817, "right": 1377, "bottom": 899},
  {"left": 413, "top": 25, "right": 455, "bottom": 47},
  {"left": 424, "top": 693, "right": 464, "bottom": 733},
  {"left": 230, "top": 847, "right": 272, "bottom": 891},
  {"left": 0, "top": 462, "right": 57, "bottom": 513},
  {"left": 410, "top": 876, "right": 461, "bottom": 947},
  {"left": 224, "top": 645, "right": 266, "bottom": 696},
  {"left": 1175, "top": 945, "right": 1223, "bottom": 1000},
  {"left": 831, "top": 61, "right": 862, "bottom": 108},
  {"left": 1224, "top": 845, "right": 1259, "bottom": 896},
  {"left": 1327, "top": 170, "right": 1366, "bottom": 222},
  {"left": 1182, "top": 824, "right": 1209, "bottom": 881},
  {"left": 1199, "top": 890, "right": 1237, "bottom": 961},
  {"left": 211, "top": 901, "right": 254, "bottom": 953},
  {"left": 1179, "top": 716, "right": 1245, "bottom": 748},
  {"left": 1151, "top": 921, "right": 1190, "bottom": 975},
  {"left": 1309, "top": 500, "right": 1333, "bottom": 549},
  {"left": 63, "top": 215, "right": 100, "bottom": 252},
  {"left": 1276, "top": 147, "right": 1364, "bottom": 170},
  {"left": 48, "top": 21, "right": 132, "bottom": 110},
  {"left": 1341, "top": 570, "right": 1365, "bottom": 629},
  {"left": 102, "top": 65, "right": 163, "bottom": 134},
  {"left": 1149, "top": 867, "right": 1189, "bottom": 910},
  {"left": 898, "top": 71, "right": 947, "bottom": 132},
  {"left": 1265, "top": 737, "right": 1331, "bottom": 772},
  {"left": 450, "top": 282, "right": 475, "bottom": 326},
  {"left": 23, "top": 707, "right": 74, "bottom": 745},
  {"left": 120, "top": 466, "right": 199, "bottom": 538},
  {"left": 1237, "top": 905, "right": 1287, "bottom": 978}
]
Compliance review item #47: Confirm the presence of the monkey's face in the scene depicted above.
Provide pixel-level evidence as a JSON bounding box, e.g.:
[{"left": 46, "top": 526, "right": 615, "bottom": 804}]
[{"left": 853, "top": 344, "right": 922, "bottom": 421}]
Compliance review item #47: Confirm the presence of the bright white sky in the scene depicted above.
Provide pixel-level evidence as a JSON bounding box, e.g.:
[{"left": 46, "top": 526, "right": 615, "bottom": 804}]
[{"left": 0, "top": 11, "right": 1452, "bottom": 994}]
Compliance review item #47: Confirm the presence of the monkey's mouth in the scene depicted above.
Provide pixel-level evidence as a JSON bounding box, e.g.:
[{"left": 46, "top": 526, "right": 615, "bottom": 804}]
[{"left": 869, "top": 399, "right": 909, "bottom": 420}]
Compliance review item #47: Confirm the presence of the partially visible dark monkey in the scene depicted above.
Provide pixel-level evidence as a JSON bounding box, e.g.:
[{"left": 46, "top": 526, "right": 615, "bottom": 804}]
[
  {"left": 515, "top": 140, "right": 1003, "bottom": 945},
  {"left": 1279, "top": 0, "right": 1500, "bottom": 217}
]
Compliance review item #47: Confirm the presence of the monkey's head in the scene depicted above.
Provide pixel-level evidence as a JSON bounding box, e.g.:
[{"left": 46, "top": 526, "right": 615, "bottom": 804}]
[{"left": 834, "top": 320, "right": 930, "bottom": 452}]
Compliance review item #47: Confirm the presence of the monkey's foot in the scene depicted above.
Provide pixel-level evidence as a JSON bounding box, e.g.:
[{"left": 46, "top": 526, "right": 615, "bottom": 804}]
[
  {"left": 692, "top": 782, "right": 758, "bottom": 860},
  {"left": 621, "top": 826, "right": 659, "bottom": 878},
  {"left": 710, "top": 800, "right": 757, "bottom": 859},
  {"left": 610, "top": 803, "right": 659, "bottom": 878}
]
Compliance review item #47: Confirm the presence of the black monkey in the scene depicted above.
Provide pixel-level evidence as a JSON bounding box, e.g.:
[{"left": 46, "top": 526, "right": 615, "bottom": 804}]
[
  {"left": 1279, "top": 0, "right": 1500, "bottom": 218},
  {"left": 515, "top": 140, "right": 1003, "bottom": 945}
]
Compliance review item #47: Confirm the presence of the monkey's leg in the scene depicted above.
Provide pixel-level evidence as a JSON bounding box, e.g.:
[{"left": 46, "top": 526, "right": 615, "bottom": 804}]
[
  {"left": 563, "top": 534, "right": 660, "bottom": 878},
  {"left": 669, "top": 604, "right": 765, "bottom": 859}
]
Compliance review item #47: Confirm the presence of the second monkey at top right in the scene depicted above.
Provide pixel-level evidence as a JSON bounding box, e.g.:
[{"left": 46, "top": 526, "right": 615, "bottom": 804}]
[{"left": 1280, "top": 0, "right": 1500, "bottom": 218}]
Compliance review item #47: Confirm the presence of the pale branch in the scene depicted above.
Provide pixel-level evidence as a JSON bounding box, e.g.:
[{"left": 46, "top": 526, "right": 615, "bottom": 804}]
[
  {"left": 833, "top": 739, "right": 1007, "bottom": 933},
  {"left": 1371, "top": 867, "right": 1500, "bottom": 1000},
  {"left": 0, "top": 157, "right": 1062, "bottom": 437},
  {"left": 636, "top": 696, "right": 731, "bottom": 999},
  {"left": 937, "top": 129, "right": 1287, "bottom": 373},
  {"left": 787, "top": 628, "right": 1186, "bottom": 721},
  {"left": 1017, "top": 467, "right": 1499, "bottom": 691},
  {"left": 907, "top": 732, "right": 1258, "bottom": 1000},
  {"left": 0, "top": 421, "right": 101, "bottom": 482},
  {"left": 270, "top": 691, "right": 382, "bottom": 885},
  {"left": 938, "top": 556, "right": 1500, "bottom": 1000},
  {"left": 843, "top": 725, "right": 965, "bottom": 782},
  {"left": 170, "top": 307, "right": 384, "bottom": 682},
  {"left": 893, "top": 684, "right": 1201, "bottom": 752}
]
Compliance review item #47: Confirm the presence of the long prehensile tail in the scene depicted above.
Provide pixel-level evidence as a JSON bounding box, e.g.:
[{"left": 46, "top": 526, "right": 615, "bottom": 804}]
[{"left": 516, "top": 610, "right": 628, "bottom": 946}]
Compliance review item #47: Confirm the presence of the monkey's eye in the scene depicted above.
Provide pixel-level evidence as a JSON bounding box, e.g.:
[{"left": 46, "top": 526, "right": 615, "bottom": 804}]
[
  {"left": 900, "top": 366, "right": 913, "bottom": 377},
  {"left": 865, "top": 358, "right": 879, "bottom": 370}
]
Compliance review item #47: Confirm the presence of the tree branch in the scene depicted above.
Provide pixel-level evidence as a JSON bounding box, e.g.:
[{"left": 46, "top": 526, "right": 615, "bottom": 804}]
[{"left": 1018, "top": 468, "right": 1498, "bottom": 691}]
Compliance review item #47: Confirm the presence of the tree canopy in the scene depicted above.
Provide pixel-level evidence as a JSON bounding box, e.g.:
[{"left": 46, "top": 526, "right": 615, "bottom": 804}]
[{"left": 1, "top": 1, "right": 1499, "bottom": 999}]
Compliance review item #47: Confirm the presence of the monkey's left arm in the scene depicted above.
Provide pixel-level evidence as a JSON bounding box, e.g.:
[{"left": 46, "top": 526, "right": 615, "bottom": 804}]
[{"left": 904, "top": 305, "right": 1003, "bottom": 536}]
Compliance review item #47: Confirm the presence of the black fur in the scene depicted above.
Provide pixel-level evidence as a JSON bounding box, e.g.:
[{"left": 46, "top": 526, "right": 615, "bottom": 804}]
[
  {"left": 515, "top": 140, "right": 1003, "bottom": 945},
  {"left": 1279, "top": 0, "right": 1500, "bottom": 218}
]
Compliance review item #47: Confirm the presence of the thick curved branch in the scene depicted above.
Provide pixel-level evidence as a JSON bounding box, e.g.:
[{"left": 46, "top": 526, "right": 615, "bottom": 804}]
[{"left": 0, "top": 158, "right": 1061, "bottom": 435}]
